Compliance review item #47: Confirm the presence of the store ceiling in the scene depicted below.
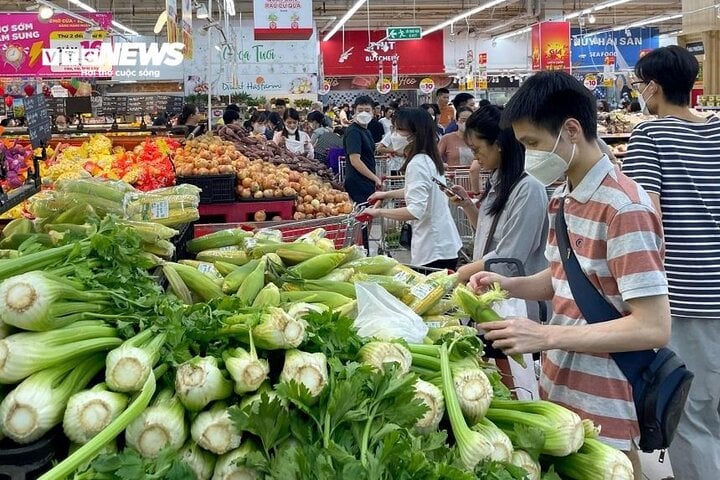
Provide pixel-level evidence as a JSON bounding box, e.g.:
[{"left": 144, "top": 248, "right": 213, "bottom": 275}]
[{"left": 0, "top": 0, "right": 683, "bottom": 38}]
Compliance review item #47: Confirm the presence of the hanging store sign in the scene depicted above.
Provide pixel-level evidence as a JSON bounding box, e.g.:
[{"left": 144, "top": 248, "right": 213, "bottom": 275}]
[
  {"left": 181, "top": 0, "right": 193, "bottom": 58},
  {"left": 531, "top": 21, "right": 571, "bottom": 71},
  {"left": 686, "top": 41, "right": 704, "bottom": 55},
  {"left": 323, "top": 75, "right": 452, "bottom": 91},
  {"left": 219, "top": 73, "right": 317, "bottom": 94},
  {"left": 0, "top": 12, "right": 112, "bottom": 78},
  {"left": 166, "top": 0, "right": 178, "bottom": 43},
  {"left": 419, "top": 77, "right": 435, "bottom": 94},
  {"left": 571, "top": 28, "right": 659, "bottom": 70},
  {"left": 583, "top": 74, "right": 598, "bottom": 91},
  {"left": 376, "top": 78, "right": 392, "bottom": 94},
  {"left": 319, "top": 79, "right": 331, "bottom": 95},
  {"left": 252, "top": 0, "right": 313, "bottom": 40},
  {"left": 321, "top": 30, "right": 444, "bottom": 76}
]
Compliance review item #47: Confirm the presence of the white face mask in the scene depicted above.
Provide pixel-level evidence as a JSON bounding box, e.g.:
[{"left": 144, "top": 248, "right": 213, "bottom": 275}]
[
  {"left": 253, "top": 124, "right": 265, "bottom": 134},
  {"left": 355, "top": 111, "right": 373, "bottom": 125},
  {"left": 286, "top": 127, "right": 298, "bottom": 134},
  {"left": 391, "top": 132, "right": 408, "bottom": 152},
  {"left": 638, "top": 82, "right": 655, "bottom": 115},
  {"left": 524, "top": 127, "right": 576, "bottom": 186}
]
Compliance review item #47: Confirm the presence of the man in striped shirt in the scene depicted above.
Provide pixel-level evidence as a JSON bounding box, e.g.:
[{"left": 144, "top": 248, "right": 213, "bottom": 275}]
[
  {"left": 470, "top": 71, "right": 670, "bottom": 479},
  {"left": 622, "top": 45, "right": 720, "bottom": 480}
]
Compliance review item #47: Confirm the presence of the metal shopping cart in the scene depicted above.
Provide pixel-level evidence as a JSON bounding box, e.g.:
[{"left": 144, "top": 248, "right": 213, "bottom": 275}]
[
  {"left": 338, "top": 155, "right": 391, "bottom": 184},
  {"left": 445, "top": 167, "right": 493, "bottom": 262},
  {"left": 375, "top": 175, "right": 407, "bottom": 257}
]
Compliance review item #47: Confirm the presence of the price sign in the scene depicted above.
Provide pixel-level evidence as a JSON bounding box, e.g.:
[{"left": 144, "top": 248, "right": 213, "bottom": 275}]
[
  {"left": 166, "top": 96, "right": 185, "bottom": 115},
  {"left": 583, "top": 74, "right": 598, "bottom": 91},
  {"left": 91, "top": 96, "right": 104, "bottom": 117},
  {"left": 376, "top": 79, "right": 392, "bottom": 95},
  {"left": 46, "top": 98, "right": 66, "bottom": 117},
  {"left": 23, "top": 95, "right": 52, "bottom": 148},
  {"left": 126, "top": 97, "right": 148, "bottom": 115},
  {"left": 419, "top": 77, "right": 435, "bottom": 94},
  {"left": 319, "top": 80, "right": 331, "bottom": 95}
]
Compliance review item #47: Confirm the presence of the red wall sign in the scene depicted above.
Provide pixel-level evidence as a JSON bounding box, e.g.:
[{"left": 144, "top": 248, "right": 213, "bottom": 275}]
[
  {"left": 531, "top": 21, "right": 571, "bottom": 71},
  {"left": 321, "top": 30, "right": 444, "bottom": 76}
]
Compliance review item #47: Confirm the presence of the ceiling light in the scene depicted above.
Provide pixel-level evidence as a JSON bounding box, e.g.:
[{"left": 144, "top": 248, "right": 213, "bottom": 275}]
[
  {"left": 627, "top": 13, "right": 682, "bottom": 28},
  {"left": 588, "top": 14, "right": 596, "bottom": 24},
  {"left": 423, "top": 0, "right": 508, "bottom": 37},
  {"left": 67, "top": 0, "right": 97, "bottom": 13},
  {"left": 596, "top": 0, "right": 634, "bottom": 10},
  {"left": 323, "top": 0, "right": 367, "bottom": 42},
  {"left": 197, "top": 3, "right": 209, "bottom": 19},
  {"left": 38, "top": 5, "right": 54, "bottom": 19},
  {"left": 224, "top": 0, "right": 235, "bottom": 16},
  {"left": 495, "top": 26, "right": 532, "bottom": 41},
  {"left": 112, "top": 20, "right": 139, "bottom": 36}
]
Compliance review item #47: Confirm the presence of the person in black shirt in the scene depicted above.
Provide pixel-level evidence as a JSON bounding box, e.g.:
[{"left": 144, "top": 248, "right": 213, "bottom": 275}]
[
  {"left": 344, "top": 95, "right": 381, "bottom": 250},
  {"left": 367, "top": 102, "right": 385, "bottom": 143}
]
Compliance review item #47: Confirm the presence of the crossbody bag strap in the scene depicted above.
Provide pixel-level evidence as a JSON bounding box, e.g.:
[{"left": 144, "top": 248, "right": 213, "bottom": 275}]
[
  {"left": 482, "top": 173, "right": 527, "bottom": 257},
  {"left": 555, "top": 198, "right": 655, "bottom": 385}
]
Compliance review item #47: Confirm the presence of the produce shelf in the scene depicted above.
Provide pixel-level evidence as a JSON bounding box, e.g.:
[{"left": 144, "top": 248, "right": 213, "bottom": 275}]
[{"left": 198, "top": 199, "right": 295, "bottom": 223}]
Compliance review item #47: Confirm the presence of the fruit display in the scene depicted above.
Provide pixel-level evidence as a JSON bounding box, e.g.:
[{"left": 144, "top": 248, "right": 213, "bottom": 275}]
[
  {"left": 172, "top": 136, "right": 242, "bottom": 176},
  {"left": 0, "top": 217, "right": 633, "bottom": 479},
  {"left": 41, "top": 134, "right": 178, "bottom": 190},
  {"left": 0, "top": 140, "right": 33, "bottom": 193}
]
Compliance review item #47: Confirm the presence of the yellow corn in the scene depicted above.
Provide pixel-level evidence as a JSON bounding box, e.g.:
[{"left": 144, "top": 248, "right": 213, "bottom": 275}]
[
  {"left": 164, "top": 263, "right": 223, "bottom": 302},
  {"left": 344, "top": 256, "right": 399, "bottom": 275},
  {"left": 282, "top": 280, "right": 356, "bottom": 299},
  {"left": 390, "top": 264, "right": 426, "bottom": 285},
  {"left": 351, "top": 273, "right": 410, "bottom": 298},
  {"left": 319, "top": 268, "right": 355, "bottom": 282},
  {"left": 424, "top": 298, "right": 455, "bottom": 317},
  {"left": 252, "top": 283, "right": 281, "bottom": 308},
  {"left": 407, "top": 274, "right": 459, "bottom": 316},
  {"left": 288, "top": 253, "right": 345, "bottom": 280},
  {"left": 422, "top": 315, "right": 462, "bottom": 329},
  {"left": 237, "top": 258, "right": 267, "bottom": 305},
  {"left": 162, "top": 264, "right": 193, "bottom": 305},
  {"left": 179, "top": 260, "right": 224, "bottom": 284},
  {"left": 223, "top": 259, "right": 261, "bottom": 294},
  {"left": 196, "top": 248, "right": 249, "bottom": 266},
  {"left": 275, "top": 243, "right": 326, "bottom": 265},
  {"left": 186, "top": 228, "right": 252, "bottom": 253},
  {"left": 214, "top": 261, "right": 239, "bottom": 276},
  {"left": 279, "top": 291, "right": 353, "bottom": 309}
]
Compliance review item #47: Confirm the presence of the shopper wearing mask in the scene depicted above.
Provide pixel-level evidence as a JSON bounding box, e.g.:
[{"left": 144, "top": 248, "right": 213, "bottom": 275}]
[
  {"left": 438, "top": 108, "right": 475, "bottom": 166},
  {"left": 266, "top": 112, "right": 283, "bottom": 141},
  {"left": 379, "top": 105, "right": 394, "bottom": 135},
  {"left": 217, "top": 109, "right": 246, "bottom": 147},
  {"left": 444, "top": 93, "right": 476, "bottom": 133},
  {"left": 307, "top": 111, "right": 342, "bottom": 163},
  {"left": 421, "top": 103, "right": 444, "bottom": 138},
  {"left": 273, "top": 108, "right": 313, "bottom": 158},
  {"left": 344, "top": 95, "right": 382, "bottom": 250},
  {"left": 469, "top": 71, "right": 670, "bottom": 479},
  {"left": 367, "top": 102, "right": 385, "bottom": 143},
  {"left": 248, "top": 111, "right": 269, "bottom": 137},
  {"left": 377, "top": 116, "right": 408, "bottom": 175},
  {"left": 364, "top": 108, "right": 462, "bottom": 270},
  {"left": 622, "top": 46, "right": 720, "bottom": 480}
]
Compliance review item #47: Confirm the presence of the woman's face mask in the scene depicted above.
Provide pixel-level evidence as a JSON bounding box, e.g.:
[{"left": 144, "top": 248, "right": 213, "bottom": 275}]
[{"left": 253, "top": 123, "right": 265, "bottom": 134}]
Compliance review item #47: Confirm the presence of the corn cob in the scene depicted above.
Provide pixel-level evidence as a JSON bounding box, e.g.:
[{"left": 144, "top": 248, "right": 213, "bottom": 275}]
[
  {"left": 283, "top": 280, "right": 356, "bottom": 299},
  {"left": 186, "top": 228, "right": 252, "bottom": 253},
  {"left": 344, "top": 256, "right": 399, "bottom": 275},
  {"left": 279, "top": 291, "right": 353, "bottom": 309},
  {"left": 351, "top": 273, "right": 410, "bottom": 298},
  {"left": 196, "top": 248, "right": 249, "bottom": 266},
  {"left": 178, "top": 260, "right": 224, "bottom": 285},
  {"left": 424, "top": 298, "right": 455, "bottom": 317},
  {"left": 252, "top": 283, "right": 281, "bottom": 308},
  {"left": 42, "top": 223, "right": 97, "bottom": 237},
  {"left": 316, "top": 238, "right": 336, "bottom": 252},
  {"left": 390, "top": 264, "right": 426, "bottom": 285},
  {"left": 1, "top": 218, "right": 34, "bottom": 238},
  {"left": 162, "top": 264, "right": 194, "bottom": 304},
  {"left": 318, "top": 268, "right": 355, "bottom": 282},
  {"left": 164, "top": 263, "right": 224, "bottom": 301},
  {"left": 275, "top": 243, "right": 326, "bottom": 265},
  {"left": 152, "top": 184, "right": 202, "bottom": 196},
  {"left": 116, "top": 220, "right": 179, "bottom": 243},
  {"left": 288, "top": 253, "right": 345, "bottom": 280},
  {"left": 426, "top": 325, "right": 478, "bottom": 342},
  {"left": 336, "top": 300, "right": 358, "bottom": 320},
  {"left": 295, "top": 228, "right": 326, "bottom": 244},
  {"left": 422, "top": 315, "right": 462, "bottom": 329},
  {"left": 0, "top": 250, "right": 19, "bottom": 259},
  {"left": 55, "top": 178, "right": 133, "bottom": 203},
  {"left": 254, "top": 229, "right": 283, "bottom": 243},
  {"left": 338, "top": 245, "right": 367, "bottom": 265},
  {"left": 237, "top": 258, "right": 267, "bottom": 305},
  {"left": 214, "top": 261, "right": 240, "bottom": 276},
  {"left": 0, "top": 233, "right": 57, "bottom": 249},
  {"left": 141, "top": 240, "right": 176, "bottom": 259},
  {"left": 52, "top": 204, "right": 96, "bottom": 225},
  {"left": 406, "top": 274, "right": 459, "bottom": 316},
  {"left": 248, "top": 241, "right": 286, "bottom": 259},
  {"left": 223, "top": 259, "right": 261, "bottom": 294},
  {"left": 55, "top": 192, "right": 124, "bottom": 216}
]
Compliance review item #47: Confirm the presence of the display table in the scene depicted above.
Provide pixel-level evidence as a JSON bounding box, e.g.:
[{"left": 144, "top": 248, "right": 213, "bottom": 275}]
[{"left": 198, "top": 200, "right": 295, "bottom": 223}]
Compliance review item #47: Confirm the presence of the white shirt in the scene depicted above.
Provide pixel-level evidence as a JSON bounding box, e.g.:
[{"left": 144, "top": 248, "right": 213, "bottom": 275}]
[
  {"left": 404, "top": 154, "right": 463, "bottom": 265},
  {"left": 380, "top": 131, "right": 407, "bottom": 171},
  {"left": 273, "top": 130, "right": 314, "bottom": 158},
  {"left": 379, "top": 117, "right": 393, "bottom": 135}
]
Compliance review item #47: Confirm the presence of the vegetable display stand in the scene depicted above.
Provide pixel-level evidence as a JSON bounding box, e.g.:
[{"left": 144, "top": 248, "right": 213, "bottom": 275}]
[
  {"left": 176, "top": 174, "right": 236, "bottom": 204},
  {"left": 0, "top": 430, "right": 66, "bottom": 479},
  {"left": 198, "top": 200, "right": 295, "bottom": 223}
]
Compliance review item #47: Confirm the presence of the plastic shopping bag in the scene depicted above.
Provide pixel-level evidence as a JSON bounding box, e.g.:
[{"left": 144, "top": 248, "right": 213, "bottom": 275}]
[
  {"left": 492, "top": 298, "right": 540, "bottom": 401},
  {"left": 353, "top": 282, "right": 428, "bottom": 343}
]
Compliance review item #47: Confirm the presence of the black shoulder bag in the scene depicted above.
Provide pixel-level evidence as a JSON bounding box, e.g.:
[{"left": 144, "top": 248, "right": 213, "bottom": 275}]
[{"left": 555, "top": 199, "right": 693, "bottom": 452}]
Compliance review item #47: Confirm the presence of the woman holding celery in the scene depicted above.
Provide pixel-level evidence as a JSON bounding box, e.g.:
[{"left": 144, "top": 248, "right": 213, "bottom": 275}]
[{"left": 362, "top": 108, "right": 462, "bottom": 270}]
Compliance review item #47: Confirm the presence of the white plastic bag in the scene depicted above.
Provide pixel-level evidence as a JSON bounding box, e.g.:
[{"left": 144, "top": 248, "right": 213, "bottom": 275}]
[
  {"left": 492, "top": 298, "right": 540, "bottom": 400},
  {"left": 353, "top": 282, "right": 428, "bottom": 343}
]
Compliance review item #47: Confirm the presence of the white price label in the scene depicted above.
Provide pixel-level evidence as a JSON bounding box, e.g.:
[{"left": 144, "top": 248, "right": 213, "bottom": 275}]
[
  {"left": 393, "top": 271, "right": 412, "bottom": 283},
  {"left": 410, "top": 282, "right": 435, "bottom": 300},
  {"left": 149, "top": 200, "right": 170, "bottom": 219},
  {"left": 197, "top": 263, "right": 217, "bottom": 274},
  {"left": 244, "top": 238, "right": 257, "bottom": 249},
  {"left": 219, "top": 246, "right": 239, "bottom": 252},
  {"left": 425, "top": 321, "right": 442, "bottom": 329}
]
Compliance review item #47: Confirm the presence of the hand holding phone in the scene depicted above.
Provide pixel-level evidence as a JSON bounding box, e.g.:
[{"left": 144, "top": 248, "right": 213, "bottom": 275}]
[{"left": 432, "top": 177, "right": 463, "bottom": 201}]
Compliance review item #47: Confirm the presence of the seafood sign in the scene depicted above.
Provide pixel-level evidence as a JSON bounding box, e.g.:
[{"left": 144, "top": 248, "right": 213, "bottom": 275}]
[
  {"left": 0, "top": 12, "right": 112, "bottom": 77},
  {"left": 253, "top": 0, "right": 313, "bottom": 40}
]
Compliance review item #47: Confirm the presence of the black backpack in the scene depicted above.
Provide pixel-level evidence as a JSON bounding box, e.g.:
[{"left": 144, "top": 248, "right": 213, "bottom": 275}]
[{"left": 555, "top": 200, "right": 693, "bottom": 452}]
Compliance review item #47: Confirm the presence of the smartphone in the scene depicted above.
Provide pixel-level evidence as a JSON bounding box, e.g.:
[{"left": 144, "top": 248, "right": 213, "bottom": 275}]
[{"left": 432, "top": 177, "right": 463, "bottom": 201}]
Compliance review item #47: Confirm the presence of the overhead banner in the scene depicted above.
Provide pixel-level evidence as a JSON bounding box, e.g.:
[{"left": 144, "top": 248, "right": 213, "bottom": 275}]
[
  {"left": 323, "top": 75, "right": 452, "bottom": 91},
  {"left": 321, "top": 30, "right": 444, "bottom": 76},
  {"left": 181, "top": 0, "right": 193, "bottom": 58},
  {"left": 571, "top": 27, "right": 659, "bottom": 70},
  {"left": 531, "top": 21, "right": 571, "bottom": 71},
  {"left": 252, "top": 0, "right": 313, "bottom": 40},
  {"left": 166, "top": 0, "right": 178, "bottom": 43},
  {"left": 0, "top": 12, "right": 112, "bottom": 78}
]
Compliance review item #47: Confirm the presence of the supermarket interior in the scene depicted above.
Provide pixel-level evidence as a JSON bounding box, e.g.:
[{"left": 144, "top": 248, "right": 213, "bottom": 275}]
[{"left": 0, "top": 0, "right": 717, "bottom": 479}]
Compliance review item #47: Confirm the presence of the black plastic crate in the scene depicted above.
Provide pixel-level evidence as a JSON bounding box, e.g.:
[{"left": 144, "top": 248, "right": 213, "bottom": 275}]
[{"left": 176, "top": 174, "right": 236, "bottom": 204}]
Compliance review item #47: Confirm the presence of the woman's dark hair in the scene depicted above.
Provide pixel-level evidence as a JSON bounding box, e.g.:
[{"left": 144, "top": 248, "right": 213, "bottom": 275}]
[
  {"left": 456, "top": 106, "right": 473, "bottom": 120},
  {"left": 281, "top": 108, "right": 301, "bottom": 140},
  {"left": 178, "top": 104, "right": 198, "bottom": 125},
  {"left": 466, "top": 105, "right": 526, "bottom": 216},
  {"left": 394, "top": 108, "right": 444, "bottom": 175},
  {"left": 225, "top": 104, "right": 241, "bottom": 113},
  {"left": 420, "top": 103, "right": 440, "bottom": 116},
  {"left": 249, "top": 111, "right": 269, "bottom": 125},
  {"left": 223, "top": 109, "right": 240, "bottom": 125},
  {"left": 267, "top": 112, "right": 283, "bottom": 130},
  {"left": 307, "top": 111, "right": 325, "bottom": 125}
]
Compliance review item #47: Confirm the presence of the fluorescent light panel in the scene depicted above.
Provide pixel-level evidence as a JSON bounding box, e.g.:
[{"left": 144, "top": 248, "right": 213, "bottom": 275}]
[
  {"left": 627, "top": 13, "right": 682, "bottom": 28},
  {"left": 422, "top": 0, "right": 508, "bottom": 37},
  {"left": 495, "top": 26, "right": 531, "bottom": 41},
  {"left": 112, "top": 20, "right": 139, "bottom": 36},
  {"left": 67, "top": 0, "right": 96, "bottom": 13},
  {"left": 323, "top": 0, "right": 367, "bottom": 41},
  {"left": 225, "top": 0, "right": 235, "bottom": 16}
]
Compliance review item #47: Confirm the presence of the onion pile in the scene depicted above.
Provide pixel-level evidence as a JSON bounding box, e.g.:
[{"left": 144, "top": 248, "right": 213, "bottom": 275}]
[{"left": 174, "top": 137, "right": 243, "bottom": 176}]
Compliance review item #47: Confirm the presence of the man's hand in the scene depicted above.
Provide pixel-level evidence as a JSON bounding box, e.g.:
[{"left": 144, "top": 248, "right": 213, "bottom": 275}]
[
  {"left": 361, "top": 207, "right": 383, "bottom": 218},
  {"left": 481, "top": 318, "right": 548, "bottom": 355},
  {"left": 469, "top": 271, "right": 511, "bottom": 294},
  {"left": 374, "top": 176, "right": 383, "bottom": 189},
  {"left": 368, "top": 191, "right": 386, "bottom": 204}
]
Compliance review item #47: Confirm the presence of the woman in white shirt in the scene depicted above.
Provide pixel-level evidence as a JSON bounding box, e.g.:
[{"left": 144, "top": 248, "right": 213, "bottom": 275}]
[
  {"left": 364, "top": 108, "right": 462, "bottom": 269},
  {"left": 379, "top": 106, "right": 394, "bottom": 135},
  {"left": 376, "top": 117, "right": 408, "bottom": 175},
  {"left": 273, "top": 108, "right": 313, "bottom": 158}
]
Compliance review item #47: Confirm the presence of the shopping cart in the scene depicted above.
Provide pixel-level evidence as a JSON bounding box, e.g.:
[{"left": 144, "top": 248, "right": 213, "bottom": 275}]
[
  {"left": 375, "top": 175, "right": 408, "bottom": 256},
  {"left": 338, "top": 155, "right": 390, "bottom": 184},
  {"left": 194, "top": 208, "right": 368, "bottom": 250},
  {"left": 445, "top": 167, "right": 492, "bottom": 263}
]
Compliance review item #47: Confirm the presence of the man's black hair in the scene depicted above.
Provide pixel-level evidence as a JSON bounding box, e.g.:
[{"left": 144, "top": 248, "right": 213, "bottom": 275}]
[
  {"left": 501, "top": 70, "right": 598, "bottom": 141},
  {"left": 478, "top": 99, "right": 491, "bottom": 108},
  {"left": 436, "top": 87, "right": 450, "bottom": 96},
  {"left": 222, "top": 109, "right": 240, "bottom": 125},
  {"left": 225, "top": 104, "right": 241, "bottom": 113},
  {"left": 353, "top": 95, "right": 374, "bottom": 108},
  {"left": 274, "top": 99, "right": 287, "bottom": 107},
  {"left": 307, "top": 111, "right": 325, "bottom": 125},
  {"left": 452, "top": 93, "right": 474, "bottom": 110},
  {"left": 635, "top": 45, "right": 699, "bottom": 106}
]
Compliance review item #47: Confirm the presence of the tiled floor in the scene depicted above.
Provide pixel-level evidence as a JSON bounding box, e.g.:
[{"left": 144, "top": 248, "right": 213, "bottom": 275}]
[{"left": 640, "top": 451, "right": 674, "bottom": 479}]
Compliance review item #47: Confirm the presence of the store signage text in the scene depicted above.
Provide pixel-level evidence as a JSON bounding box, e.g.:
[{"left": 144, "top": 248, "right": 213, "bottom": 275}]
[
  {"left": 0, "top": 23, "right": 41, "bottom": 42},
  {"left": 220, "top": 44, "right": 277, "bottom": 63},
  {"left": 573, "top": 36, "right": 645, "bottom": 47},
  {"left": 41, "top": 42, "right": 185, "bottom": 68},
  {"left": 221, "top": 81, "right": 283, "bottom": 92}
]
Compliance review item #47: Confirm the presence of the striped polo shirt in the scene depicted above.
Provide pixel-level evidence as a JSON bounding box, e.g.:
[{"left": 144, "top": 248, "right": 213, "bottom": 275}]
[
  {"left": 622, "top": 115, "right": 720, "bottom": 319},
  {"left": 540, "top": 156, "right": 668, "bottom": 451}
]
